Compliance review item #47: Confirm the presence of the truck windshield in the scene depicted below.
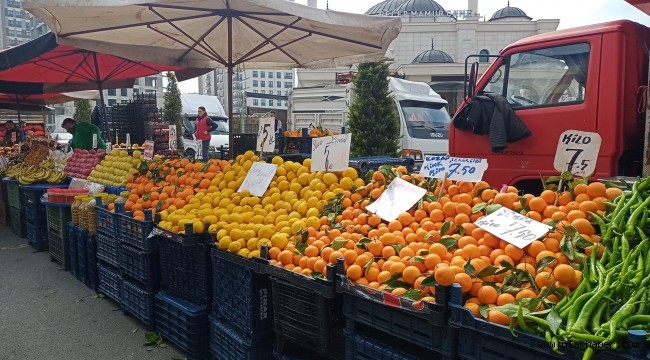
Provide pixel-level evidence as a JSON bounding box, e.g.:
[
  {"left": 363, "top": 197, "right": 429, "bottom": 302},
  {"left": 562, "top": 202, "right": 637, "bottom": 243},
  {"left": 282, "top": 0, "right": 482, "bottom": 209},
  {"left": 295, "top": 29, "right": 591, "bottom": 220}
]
[
  {"left": 211, "top": 121, "right": 229, "bottom": 135},
  {"left": 400, "top": 100, "right": 450, "bottom": 139},
  {"left": 483, "top": 42, "right": 590, "bottom": 108}
]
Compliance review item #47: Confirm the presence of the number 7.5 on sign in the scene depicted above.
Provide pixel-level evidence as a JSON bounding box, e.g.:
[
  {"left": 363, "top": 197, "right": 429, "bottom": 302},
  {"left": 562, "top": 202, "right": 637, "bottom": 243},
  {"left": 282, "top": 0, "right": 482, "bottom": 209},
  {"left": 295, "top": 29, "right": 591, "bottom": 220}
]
[{"left": 554, "top": 130, "right": 601, "bottom": 177}]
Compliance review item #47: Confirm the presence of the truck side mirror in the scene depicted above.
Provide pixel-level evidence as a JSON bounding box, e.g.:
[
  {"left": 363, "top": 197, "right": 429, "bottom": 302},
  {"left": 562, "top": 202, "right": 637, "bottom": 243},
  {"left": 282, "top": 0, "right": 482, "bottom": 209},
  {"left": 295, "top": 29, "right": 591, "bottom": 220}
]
[{"left": 467, "top": 62, "right": 479, "bottom": 99}]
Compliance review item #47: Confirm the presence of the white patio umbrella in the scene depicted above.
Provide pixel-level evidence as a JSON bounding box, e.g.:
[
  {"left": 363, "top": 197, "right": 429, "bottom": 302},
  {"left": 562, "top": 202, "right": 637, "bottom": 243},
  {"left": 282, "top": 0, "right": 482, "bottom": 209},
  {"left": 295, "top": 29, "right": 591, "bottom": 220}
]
[{"left": 24, "top": 0, "right": 402, "bottom": 157}]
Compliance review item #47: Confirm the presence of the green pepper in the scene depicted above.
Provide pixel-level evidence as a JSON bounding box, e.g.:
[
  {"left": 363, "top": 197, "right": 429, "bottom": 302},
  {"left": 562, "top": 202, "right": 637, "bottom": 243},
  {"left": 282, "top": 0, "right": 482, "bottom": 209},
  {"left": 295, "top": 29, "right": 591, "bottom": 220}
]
[
  {"left": 605, "top": 280, "right": 650, "bottom": 341},
  {"left": 590, "top": 301, "right": 608, "bottom": 333},
  {"left": 567, "top": 291, "right": 596, "bottom": 331},
  {"left": 572, "top": 271, "right": 617, "bottom": 333},
  {"left": 625, "top": 196, "right": 650, "bottom": 238},
  {"left": 621, "top": 314, "right": 650, "bottom": 328}
]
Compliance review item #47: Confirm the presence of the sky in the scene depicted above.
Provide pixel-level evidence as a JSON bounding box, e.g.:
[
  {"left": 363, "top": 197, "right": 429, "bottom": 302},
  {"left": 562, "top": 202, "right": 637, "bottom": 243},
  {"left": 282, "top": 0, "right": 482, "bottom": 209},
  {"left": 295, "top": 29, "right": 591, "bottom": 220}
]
[{"left": 178, "top": 0, "right": 650, "bottom": 93}]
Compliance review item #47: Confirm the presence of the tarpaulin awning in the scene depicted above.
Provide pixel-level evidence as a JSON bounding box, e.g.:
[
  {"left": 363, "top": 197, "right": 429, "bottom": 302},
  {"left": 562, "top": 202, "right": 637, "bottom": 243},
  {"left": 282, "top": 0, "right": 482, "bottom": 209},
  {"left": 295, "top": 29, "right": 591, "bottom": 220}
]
[{"left": 627, "top": 0, "right": 650, "bottom": 15}]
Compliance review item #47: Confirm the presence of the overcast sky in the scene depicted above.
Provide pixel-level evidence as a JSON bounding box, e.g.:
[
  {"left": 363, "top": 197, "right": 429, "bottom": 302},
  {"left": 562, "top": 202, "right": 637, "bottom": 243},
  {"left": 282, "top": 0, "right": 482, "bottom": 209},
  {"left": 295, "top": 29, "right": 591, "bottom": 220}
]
[{"left": 178, "top": 0, "right": 650, "bottom": 93}]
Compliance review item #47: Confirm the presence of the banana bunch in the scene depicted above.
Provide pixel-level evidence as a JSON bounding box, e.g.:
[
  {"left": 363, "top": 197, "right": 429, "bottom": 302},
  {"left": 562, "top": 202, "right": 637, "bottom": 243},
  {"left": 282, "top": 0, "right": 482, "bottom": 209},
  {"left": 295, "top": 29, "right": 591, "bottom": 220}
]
[
  {"left": 7, "top": 163, "right": 67, "bottom": 185},
  {"left": 39, "top": 159, "right": 54, "bottom": 168}
]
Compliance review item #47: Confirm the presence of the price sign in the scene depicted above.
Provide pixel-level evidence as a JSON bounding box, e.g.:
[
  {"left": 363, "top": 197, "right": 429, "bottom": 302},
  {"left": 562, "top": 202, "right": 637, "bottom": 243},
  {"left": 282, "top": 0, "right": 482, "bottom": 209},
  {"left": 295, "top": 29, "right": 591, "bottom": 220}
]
[
  {"left": 143, "top": 140, "right": 154, "bottom": 160},
  {"left": 256, "top": 118, "right": 276, "bottom": 152},
  {"left": 365, "top": 178, "right": 427, "bottom": 222},
  {"left": 126, "top": 133, "right": 131, "bottom": 148},
  {"left": 169, "top": 125, "right": 177, "bottom": 151},
  {"left": 106, "top": 142, "right": 112, "bottom": 151},
  {"left": 92, "top": 134, "right": 98, "bottom": 149},
  {"left": 419, "top": 156, "right": 488, "bottom": 182},
  {"left": 311, "top": 134, "right": 352, "bottom": 172},
  {"left": 554, "top": 130, "right": 601, "bottom": 177},
  {"left": 238, "top": 162, "right": 278, "bottom": 197},
  {"left": 475, "top": 207, "right": 552, "bottom": 249}
]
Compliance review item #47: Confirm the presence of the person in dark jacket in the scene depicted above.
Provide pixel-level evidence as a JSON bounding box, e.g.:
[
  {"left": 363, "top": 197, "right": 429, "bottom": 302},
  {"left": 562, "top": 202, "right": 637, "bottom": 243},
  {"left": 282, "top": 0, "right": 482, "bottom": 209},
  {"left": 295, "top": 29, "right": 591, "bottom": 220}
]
[
  {"left": 3, "top": 121, "right": 19, "bottom": 146},
  {"left": 195, "top": 106, "right": 218, "bottom": 161}
]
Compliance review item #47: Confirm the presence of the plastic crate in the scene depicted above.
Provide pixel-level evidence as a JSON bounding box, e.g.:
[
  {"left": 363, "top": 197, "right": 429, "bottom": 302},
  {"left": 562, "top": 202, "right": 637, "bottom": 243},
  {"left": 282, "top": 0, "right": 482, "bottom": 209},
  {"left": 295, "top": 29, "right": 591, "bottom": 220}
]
[
  {"left": 95, "top": 203, "right": 122, "bottom": 238},
  {"left": 0, "top": 201, "right": 9, "bottom": 226},
  {"left": 157, "top": 227, "right": 211, "bottom": 305},
  {"left": 209, "top": 316, "right": 273, "bottom": 360},
  {"left": 269, "top": 264, "right": 343, "bottom": 360},
  {"left": 27, "top": 218, "right": 48, "bottom": 252},
  {"left": 344, "top": 328, "right": 438, "bottom": 360},
  {"left": 76, "top": 226, "right": 87, "bottom": 284},
  {"left": 6, "top": 179, "right": 23, "bottom": 209},
  {"left": 285, "top": 137, "right": 312, "bottom": 155},
  {"left": 0, "top": 179, "right": 7, "bottom": 204},
  {"left": 46, "top": 204, "right": 72, "bottom": 238},
  {"left": 118, "top": 243, "right": 158, "bottom": 290},
  {"left": 155, "top": 291, "right": 209, "bottom": 360},
  {"left": 96, "top": 232, "right": 120, "bottom": 268},
  {"left": 48, "top": 229, "right": 68, "bottom": 270},
  {"left": 118, "top": 211, "right": 155, "bottom": 251},
  {"left": 98, "top": 262, "right": 122, "bottom": 302},
  {"left": 232, "top": 133, "right": 257, "bottom": 157},
  {"left": 68, "top": 222, "right": 77, "bottom": 276},
  {"left": 23, "top": 188, "right": 45, "bottom": 204},
  {"left": 211, "top": 248, "right": 273, "bottom": 342},
  {"left": 10, "top": 206, "right": 25, "bottom": 238},
  {"left": 120, "top": 279, "right": 155, "bottom": 329},
  {"left": 86, "top": 234, "right": 98, "bottom": 292}
]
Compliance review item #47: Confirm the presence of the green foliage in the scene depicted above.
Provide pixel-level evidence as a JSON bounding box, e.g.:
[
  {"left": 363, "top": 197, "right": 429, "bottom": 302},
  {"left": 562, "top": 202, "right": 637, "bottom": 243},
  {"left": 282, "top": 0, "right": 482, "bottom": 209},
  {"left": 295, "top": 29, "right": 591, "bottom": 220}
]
[
  {"left": 73, "top": 99, "right": 92, "bottom": 123},
  {"left": 348, "top": 62, "right": 400, "bottom": 157},
  {"left": 163, "top": 72, "right": 184, "bottom": 150}
]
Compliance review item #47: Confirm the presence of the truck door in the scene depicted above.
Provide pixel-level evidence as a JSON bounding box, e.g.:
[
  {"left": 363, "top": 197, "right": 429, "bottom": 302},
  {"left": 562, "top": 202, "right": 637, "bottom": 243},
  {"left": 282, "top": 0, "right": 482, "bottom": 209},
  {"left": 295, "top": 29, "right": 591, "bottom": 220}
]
[{"left": 452, "top": 39, "right": 601, "bottom": 187}]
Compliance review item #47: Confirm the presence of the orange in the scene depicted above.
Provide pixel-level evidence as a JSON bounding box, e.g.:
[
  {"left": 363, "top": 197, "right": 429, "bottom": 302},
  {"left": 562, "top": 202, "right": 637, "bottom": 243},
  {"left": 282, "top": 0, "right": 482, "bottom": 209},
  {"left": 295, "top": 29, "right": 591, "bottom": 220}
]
[
  {"left": 526, "top": 241, "right": 546, "bottom": 258},
  {"left": 477, "top": 285, "right": 498, "bottom": 304},
  {"left": 535, "top": 272, "right": 555, "bottom": 288},
  {"left": 434, "top": 267, "right": 455, "bottom": 286},
  {"left": 487, "top": 310, "right": 510, "bottom": 325},
  {"left": 516, "top": 289, "right": 537, "bottom": 299},
  {"left": 496, "top": 293, "right": 515, "bottom": 306},
  {"left": 586, "top": 182, "right": 607, "bottom": 198},
  {"left": 553, "top": 264, "right": 575, "bottom": 285},
  {"left": 529, "top": 197, "right": 547, "bottom": 213},
  {"left": 605, "top": 187, "right": 623, "bottom": 201},
  {"left": 464, "top": 303, "right": 481, "bottom": 317},
  {"left": 454, "top": 273, "right": 473, "bottom": 293},
  {"left": 571, "top": 218, "right": 595, "bottom": 235},
  {"left": 573, "top": 183, "right": 588, "bottom": 195},
  {"left": 504, "top": 244, "right": 524, "bottom": 262},
  {"left": 402, "top": 266, "right": 421, "bottom": 285},
  {"left": 346, "top": 265, "right": 363, "bottom": 281}
]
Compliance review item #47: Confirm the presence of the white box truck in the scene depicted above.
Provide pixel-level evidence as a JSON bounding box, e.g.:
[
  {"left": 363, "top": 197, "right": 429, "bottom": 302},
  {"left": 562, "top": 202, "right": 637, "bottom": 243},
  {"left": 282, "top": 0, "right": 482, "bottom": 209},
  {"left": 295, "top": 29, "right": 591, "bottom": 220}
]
[{"left": 288, "top": 77, "right": 450, "bottom": 170}]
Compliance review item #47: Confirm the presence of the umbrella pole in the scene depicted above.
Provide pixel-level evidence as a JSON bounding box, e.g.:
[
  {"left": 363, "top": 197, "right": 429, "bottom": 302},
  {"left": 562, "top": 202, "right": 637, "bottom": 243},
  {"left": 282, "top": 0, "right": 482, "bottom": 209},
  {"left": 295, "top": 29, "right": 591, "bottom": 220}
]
[
  {"left": 15, "top": 98, "right": 21, "bottom": 122},
  {"left": 228, "top": 66, "right": 234, "bottom": 160},
  {"left": 97, "top": 83, "right": 109, "bottom": 140}
]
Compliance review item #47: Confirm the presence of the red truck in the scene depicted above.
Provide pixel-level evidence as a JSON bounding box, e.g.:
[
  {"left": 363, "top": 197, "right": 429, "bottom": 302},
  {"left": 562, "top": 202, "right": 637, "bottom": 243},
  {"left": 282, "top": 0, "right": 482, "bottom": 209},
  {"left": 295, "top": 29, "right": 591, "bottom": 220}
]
[{"left": 450, "top": 19, "right": 650, "bottom": 190}]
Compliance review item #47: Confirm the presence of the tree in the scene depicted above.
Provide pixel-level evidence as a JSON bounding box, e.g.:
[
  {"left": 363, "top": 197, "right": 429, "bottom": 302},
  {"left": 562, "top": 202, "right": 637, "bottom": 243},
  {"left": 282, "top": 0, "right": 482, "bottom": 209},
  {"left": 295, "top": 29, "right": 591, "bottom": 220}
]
[
  {"left": 73, "top": 99, "right": 92, "bottom": 123},
  {"left": 347, "top": 62, "right": 400, "bottom": 158},
  {"left": 163, "top": 72, "right": 184, "bottom": 151}
]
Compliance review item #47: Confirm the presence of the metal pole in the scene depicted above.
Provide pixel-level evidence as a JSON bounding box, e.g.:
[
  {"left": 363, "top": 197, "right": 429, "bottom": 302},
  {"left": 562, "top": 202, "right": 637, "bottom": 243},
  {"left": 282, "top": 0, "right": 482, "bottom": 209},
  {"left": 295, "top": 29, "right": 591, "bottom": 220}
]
[
  {"left": 92, "top": 52, "right": 110, "bottom": 139},
  {"left": 15, "top": 98, "right": 21, "bottom": 123},
  {"left": 227, "top": 13, "right": 234, "bottom": 160}
]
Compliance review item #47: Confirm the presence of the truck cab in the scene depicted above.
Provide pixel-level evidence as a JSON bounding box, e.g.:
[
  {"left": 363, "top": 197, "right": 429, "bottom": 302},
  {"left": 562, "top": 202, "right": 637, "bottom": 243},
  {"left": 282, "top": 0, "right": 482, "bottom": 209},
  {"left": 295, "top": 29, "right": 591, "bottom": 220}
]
[{"left": 451, "top": 20, "right": 650, "bottom": 189}]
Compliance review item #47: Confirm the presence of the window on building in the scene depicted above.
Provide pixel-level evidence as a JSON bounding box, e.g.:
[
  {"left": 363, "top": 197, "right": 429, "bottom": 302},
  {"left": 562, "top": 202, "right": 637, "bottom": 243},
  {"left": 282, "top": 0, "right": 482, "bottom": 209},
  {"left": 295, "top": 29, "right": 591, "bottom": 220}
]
[
  {"left": 252, "top": 71, "right": 258, "bottom": 78},
  {"left": 7, "top": 10, "right": 13, "bottom": 16},
  {"left": 133, "top": 88, "right": 139, "bottom": 95},
  {"left": 484, "top": 42, "right": 590, "bottom": 109},
  {"left": 261, "top": 99, "right": 266, "bottom": 106},
  {"left": 479, "top": 49, "right": 490, "bottom": 63},
  {"left": 269, "top": 100, "right": 274, "bottom": 106},
  {"left": 268, "top": 72, "right": 273, "bottom": 79},
  {"left": 283, "top": 101, "right": 288, "bottom": 106},
  {"left": 276, "top": 72, "right": 281, "bottom": 78},
  {"left": 261, "top": 81, "right": 265, "bottom": 87},
  {"left": 253, "top": 99, "right": 259, "bottom": 106},
  {"left": 284, "top": 82, "right": 292, "bottom": 88},
  {"left": 8, "top": 30, "right": 14, "bottom": 36},
  {"left": 261, "top": 90, "right": 265, "bottom": 94},
  {"left": 108, "top": 99, "right": 117, "bottom": 106},
  {"left": 253, "top": 90, "right": 259, "bottom": 93},
  {"left": 120, "top": 88, "right": 128, "bottom": 96},
  {"left": 107, "top": 89, "right": 116, "bottom": 96},
  {"left": 277, "top": 91, "right": 282, "bottom": 95},
  {"left": 276, "top": 81, "right": 281, "bottom": 88},
  {"left": 285, "top": 72, "right": 293, "bottom": 79},
  {"left": 15, "top": 0, "right": 19, "bottom": 8},
  {"left": 253, "top": 80, "right": 258, "bottom": 87},
  {"left": 9, "top": 39, "right": 15, "bottom": 46},
  {"left": 261, "top": 71, "right": 266, "bottom": 78},
  {"left": 145, "top": 77, "right": 156, "bottom": 87},
  {"left": 269, "top": 81, "right": 273, "bottom": 88}
]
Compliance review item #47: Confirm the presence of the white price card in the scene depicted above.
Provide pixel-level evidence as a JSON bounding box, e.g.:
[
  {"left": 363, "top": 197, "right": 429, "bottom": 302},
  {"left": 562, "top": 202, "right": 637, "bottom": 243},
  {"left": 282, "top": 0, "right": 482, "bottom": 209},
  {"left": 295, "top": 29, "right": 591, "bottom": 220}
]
[
  {"left": 311, "top": 134, "right": 352, "bottom": 172},
  {"left": 365, "top": 178, "right": 427, "bottom": 222},
  {"left": 168, "top": 125, "right": 177, "bottom": 151},
  {"left": 106, "top": 142, "right": 112, "bottom": 151},
  {"left": 554, "top": 130, "right": 601, "bottom": 177},
  {"left": 419, "top": 156, "right": 488, "bottom": 182},
  {"left": 475, "top": 207, "right": 552, "bottom": 249},
  {"left": 238, "top": 162, "right": 278, "bottom": 197},
  {"left": 143, "top": 140, "right": 154, "bottom": 160},
  {"left": 126, "top": 133, "right": 131, "bottom": 148},
  {"left": 256, "top": 118, "right": 276, "bottom": 152},
  {"left": 92, "top": 134, "right": 98, "bottom": 149}
]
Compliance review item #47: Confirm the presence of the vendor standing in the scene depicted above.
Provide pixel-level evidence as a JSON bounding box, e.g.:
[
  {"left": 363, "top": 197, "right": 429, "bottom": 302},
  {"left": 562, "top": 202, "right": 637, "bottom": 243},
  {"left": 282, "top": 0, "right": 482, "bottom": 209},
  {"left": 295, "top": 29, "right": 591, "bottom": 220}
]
[
  {"left": 3, "top": 121, "right": 19, "bottom": 146},
  {"left": 195, "top": 106, "right": 218, "bottom": 161},
  {"left": 62, "top": 117, "right": 106, "bottom": 150}
]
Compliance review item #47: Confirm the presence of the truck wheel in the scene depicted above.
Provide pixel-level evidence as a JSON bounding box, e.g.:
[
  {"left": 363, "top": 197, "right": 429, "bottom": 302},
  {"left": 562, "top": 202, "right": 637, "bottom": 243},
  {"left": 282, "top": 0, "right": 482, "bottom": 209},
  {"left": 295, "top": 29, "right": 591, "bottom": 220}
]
[{"left": 184, "top": 148, "right": 196, "bottom": 159}]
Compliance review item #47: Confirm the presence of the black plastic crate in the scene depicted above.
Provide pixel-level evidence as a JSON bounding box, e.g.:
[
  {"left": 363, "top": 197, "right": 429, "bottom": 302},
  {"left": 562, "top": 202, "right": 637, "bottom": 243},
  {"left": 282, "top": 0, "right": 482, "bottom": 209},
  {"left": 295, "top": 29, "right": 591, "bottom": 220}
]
[
  {"left": 232, "top": 133, "right": 257, "bottom": 157},
  {"left": 211, "top": 248, "right": 272, "bottom": 342},
  {"left": 95, "top": 202, "right": 122, "bottom": 238},
  {"left": 284, "top": 136, "right": 312, "bottom": 155},
  {"left": 68, "top": 222, "right": 78, "bottom": 276},
  {"left": 98, "top": 262, "right": 122, "bottom": 302},
  {"left": 118, "top": 211, "right": 155, "bottom": 251},
  {"left": 0, "top": 180, "right": 7, "bottom": 204},
  {"left": 23, "top": 188, "right": 45, "bottom": 204},
  {"left": 86, "top": 233, "right": 98, "bottom": 292},
  {"left": 48, "top": 230, "right": 68, "bottom": 270},
  {"left": 46, "top": 204, "right": 72, "bottom": 238},
  {"left": 155, "top": 290, "right": 209, "bottom": 360},
  {"left": 97, "top": 232, "right": 120, "bottom": 268},
  {"left": 120, "top": 279, "right": 155, "bottom": 329},
  {"left": 27, "top": 217, "right": 48, "bottom": 252},
  {"left": 76, "top": 226, "right": 87, "bottom": 284},
  {"left": 209, "top": 316, "right": 273, "bottom": 360},
  {"left": 157, "top": 227, "right": 211, "bottom": 305},
  {"left": 118, "top": 243, "right": 158, "bottom": 290},
  {"left": 6, "top": 179, "right": 23, "bottom": 209},
  {"left": 344, "top": 328, "right": 442, "bottom": 360},
  {"left": 269, "top": 264, "right": 343, "bottom": 360},
  {"left": 10, "top": 206, "right": 25, "bottom": 238}
]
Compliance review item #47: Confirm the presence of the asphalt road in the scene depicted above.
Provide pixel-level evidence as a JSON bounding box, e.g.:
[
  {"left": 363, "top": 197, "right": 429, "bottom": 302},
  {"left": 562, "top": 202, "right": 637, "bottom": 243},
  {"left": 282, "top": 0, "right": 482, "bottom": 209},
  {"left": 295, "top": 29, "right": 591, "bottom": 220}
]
[{"left": 0, "top": 225, "right": 185, "bottom": 360}]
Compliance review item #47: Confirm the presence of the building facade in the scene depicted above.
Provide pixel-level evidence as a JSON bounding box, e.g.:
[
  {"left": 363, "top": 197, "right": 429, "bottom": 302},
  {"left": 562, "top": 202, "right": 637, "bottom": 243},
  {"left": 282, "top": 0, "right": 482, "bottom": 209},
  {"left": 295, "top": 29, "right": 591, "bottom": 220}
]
[{"left": 296, "top": 0, "right": 560, "bottom": 113}]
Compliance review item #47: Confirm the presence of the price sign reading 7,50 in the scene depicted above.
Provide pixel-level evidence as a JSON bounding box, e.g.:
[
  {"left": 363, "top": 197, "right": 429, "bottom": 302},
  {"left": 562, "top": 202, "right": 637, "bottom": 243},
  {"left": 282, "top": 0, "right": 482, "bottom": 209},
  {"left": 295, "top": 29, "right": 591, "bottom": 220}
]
[
  {"left": 554, "top": 130, "right": 601, "bottom": 177},
  {"left": 475, "top": 207, "right": 552, "bottom": 249}
]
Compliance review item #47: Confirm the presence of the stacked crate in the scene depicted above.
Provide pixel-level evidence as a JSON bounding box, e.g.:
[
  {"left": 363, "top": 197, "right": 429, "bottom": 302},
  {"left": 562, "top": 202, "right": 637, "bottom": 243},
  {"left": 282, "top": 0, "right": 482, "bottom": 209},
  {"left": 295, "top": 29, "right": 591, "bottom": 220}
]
[
  {"left": 45, "top": 202, "right": 72, "bottom": 269},
  {"left": 6, "top": 179, "right": 25, "bottom": 238},
  {"left": 22, "top": 184, "right": 68, "bottom": 251},
  {"left": 95, "top": 201, "right": 123, "bottom": 302},
  {"left": 0, "top": 179, "right": 10, "bottom": 226}
]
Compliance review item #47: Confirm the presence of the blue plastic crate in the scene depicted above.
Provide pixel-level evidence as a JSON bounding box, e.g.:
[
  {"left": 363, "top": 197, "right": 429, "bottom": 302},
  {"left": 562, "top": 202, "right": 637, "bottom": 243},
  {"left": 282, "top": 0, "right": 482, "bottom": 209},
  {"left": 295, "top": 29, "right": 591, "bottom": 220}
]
[
  {"left": 211, "top": 248, "right": 272, "bottom": 342},
  {"left": 155, "top": 291, "right": 209, "bottom": 360},
  {"left": 158, "top": 231, "right": 210, "bottom": 305},
  {"left": 86, "top": 233, "right": 98, "bottom": 292},
  {"left": 23, "top": 188, "right": 45, "bottom": 205},
  {"left": 94, "top": 203, "right": 121, "bottom": 238},
  {"left": 98, "top": 262, "right": 122, "bottom": 302},
  {"left": 27, "top": 220, "right": 48, "bottom": 252},
  {"left": 121, "top": 279, "right": 155, "bottom": 329},
  {"left": 118, "top": 243, "right": 158, "bottom": 290},
  {"left": 9, "top": 206, "right": 25, "bottom": 238},
  {"left": 96, "top": 232, "right": 120, "bottom": 268},
  {"left": 48, "top": 230, "right": 68, "bottom": 270},
  {"left": 76, "top": 226, "right": 87, "bottom": 284},
  {"left": 209, "top": 316, "right": 272, "bottom": 360},
  {"left": 118, "top": 211, "right": 155, "bottom": 251},
  {"left": 344, "top": 328, "right": 438, "bottom": 360},
  {"left": 68, "top": 222, "right": 78, "bottom": 276}
]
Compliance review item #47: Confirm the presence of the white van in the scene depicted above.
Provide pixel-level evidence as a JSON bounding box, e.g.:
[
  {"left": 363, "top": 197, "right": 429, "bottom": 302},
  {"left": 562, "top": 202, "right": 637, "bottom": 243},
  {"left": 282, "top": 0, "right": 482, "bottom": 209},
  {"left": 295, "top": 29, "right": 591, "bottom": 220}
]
[
  {"left": 181, "top": 94, "right": 229, "bottom": 158},
  {"left": 288, "top": 77, "right": 450, "bottom": 170}
]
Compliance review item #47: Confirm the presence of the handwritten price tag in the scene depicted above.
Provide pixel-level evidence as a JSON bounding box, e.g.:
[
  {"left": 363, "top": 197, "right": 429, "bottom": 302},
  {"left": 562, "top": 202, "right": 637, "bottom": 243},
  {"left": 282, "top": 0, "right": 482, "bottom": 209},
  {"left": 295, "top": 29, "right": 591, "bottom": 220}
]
[
  {"left": 554, "top": 130, "right": 601, "bottom": 177},
  {"left": 143, "top": 140, "right": 154, "bottom": 160},
  {"left": 257, "top": 118, "right": 275, "bottom": 152},
  {"left": 168, "top": 125, "right": 177, "bottom": 151},
  {"left": 126, "top": 133, "right": 131, "bottom": 148},
  {"left": 365, "top": 178, "right": 427, "bottom": 222},
  {"left": 311, "top": 134, "right": 351, "bottom": 172},
  {"left": 420, "top": 156, "right": 488, "bottom": 182},
  {"left": 237, "top": 162, "right": 278, "bottom": 197},
  {"left": 92, "top": 134, "right": 98, "bottom": 149},
  {"left": 475, "top": 207, "right": 552, "bottom": 249}
]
